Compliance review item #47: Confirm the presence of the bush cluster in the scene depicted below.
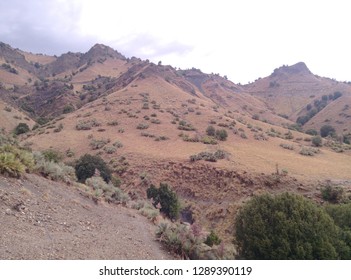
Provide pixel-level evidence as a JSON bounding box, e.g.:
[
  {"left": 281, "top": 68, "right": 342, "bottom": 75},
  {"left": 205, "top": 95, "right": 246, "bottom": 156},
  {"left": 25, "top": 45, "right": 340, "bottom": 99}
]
[
  {"left": 85, "top": 176, "right": 129, "bottom": 205},
  {"left": 206, "top": 126, "right": 228, "bottom": 141},
  {"left": 178, "top": 120, "right": 195, "bottom": 131},
  {"left": 103, "top": 146, "right": 116, "bottom": 154},
  {"left": 107, "top": 120, "right": 119, "bottom": 126},
  {"left": 76, "top": 119, "right": 101, "bottom": 130},
  {"left": 2, "top": 63, "right": 18, "bottom": 74},
  {"left": 33, "top": 151, "right": 76, "bottom": 183},
  {"left": 320, "top": 125, "right": 336, "bottom": 138},
  {"left": 297, "top": 93, "right": 342, "bottom": 126},
  {"left": 299, "top": 146, "right": 320, "bottom": 156},
  {"left": 280, "top": 143, "right": 294, "bottom": 150},
  {"left": 147, "top": 183, "right": 180, "bottom": 220},
  {"left": 234, "top": 192, "right": 350, "bottom": 259},
  {"left": 190, "top": 150, "right": 226, "bottom": 162},
  {"left": 14, "top": 123, "right": 30, "bottom": 135},
  {"left": 204, "top": 231, "right": 222, "bottom": 247},
  {"left": 42, "top": 149, "right": 63, "bottom": 163},
  {"left": 311, "top": 135, "right": 322, "bottom": 147},
  {"left": 136, "top": 123, "right": 149, "bottom": 130},
  {"left": 89, "top": 138, "right": 110, "bottom": 150},
  {"left": 321, "top": 185, "right": 344, "bottom": 203},
  {"left": 63, "top": 104, "right": 74, "bottom": 114},
  {"left": 75, "top": 154, "right": 112, "bottom": 183},
  {"left": 156, "top": 221, "right": 233, "bottom": 259},
  {"left": 132, "top": 200, "right": 160, "bottom": 221},
  {"left": 0, "top": 145, "right": 34, "bottom": 177}
]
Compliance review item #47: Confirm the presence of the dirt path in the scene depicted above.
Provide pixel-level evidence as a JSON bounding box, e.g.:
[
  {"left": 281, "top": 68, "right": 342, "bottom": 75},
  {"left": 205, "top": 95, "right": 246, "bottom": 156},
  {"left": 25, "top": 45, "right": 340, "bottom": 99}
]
[{"left": 0, "top": 174, "right": 173, "bottom": 259}]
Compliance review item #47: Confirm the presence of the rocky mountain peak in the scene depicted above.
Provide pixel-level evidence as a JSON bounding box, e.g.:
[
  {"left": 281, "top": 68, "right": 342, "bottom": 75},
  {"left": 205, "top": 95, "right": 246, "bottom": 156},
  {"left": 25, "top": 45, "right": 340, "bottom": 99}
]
[{"left": 272, "top": 62, "right": 312, "bottom": 77}]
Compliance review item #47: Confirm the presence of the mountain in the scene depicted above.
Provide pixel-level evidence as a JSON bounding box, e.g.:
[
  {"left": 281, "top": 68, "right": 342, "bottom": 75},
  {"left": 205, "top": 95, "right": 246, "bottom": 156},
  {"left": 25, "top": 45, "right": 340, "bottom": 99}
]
[
  {"left": 1, "top": 42, "right": 351, "bottom": 241},
  {"left": 244, "top": 62, "right": 351, "bottom": 134}
]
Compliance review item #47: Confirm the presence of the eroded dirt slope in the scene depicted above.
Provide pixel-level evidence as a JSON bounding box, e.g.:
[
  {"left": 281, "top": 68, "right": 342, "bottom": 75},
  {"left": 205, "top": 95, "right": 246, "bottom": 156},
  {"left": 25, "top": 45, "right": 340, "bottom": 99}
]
[{"left": 0, "top": 174, "right": 172, "bottom": 260}]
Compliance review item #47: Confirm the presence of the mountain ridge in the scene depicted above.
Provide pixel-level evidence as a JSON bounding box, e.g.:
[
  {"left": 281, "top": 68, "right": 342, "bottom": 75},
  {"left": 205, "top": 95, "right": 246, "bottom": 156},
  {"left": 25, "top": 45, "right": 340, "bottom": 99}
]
[{"left": 1, "top": 42, "right": 351, "bottom": 242}]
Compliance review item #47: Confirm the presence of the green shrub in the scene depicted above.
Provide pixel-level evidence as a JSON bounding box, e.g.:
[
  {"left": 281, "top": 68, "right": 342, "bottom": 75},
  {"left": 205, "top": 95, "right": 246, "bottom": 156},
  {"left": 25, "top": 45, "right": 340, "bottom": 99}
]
[
  {"left": 155, "top": 221, "right": 234, "bottom": 259},
  {"left": 85, "top": 176, "right": 129, "bottom": 205},
  {"left": 240, "top": 132, "right": 247, "bottom": 139},
  {"left": 156, "top": 221, "right": 198, "bottom": 258},
  {"left": 0, "top": 129, "right": 17, "bottom": 146},
  {"left": 333, "top": 91, "right": 342, "bottom": 100},
  {"left": 253, "top": 133, "right": 268, "bottom": 141},
  {"left": 252, "top": 114, "right": 260, "bottom": 120},
  {"left": 0, "top": 145, "right": 34, "bottom": 177},
  {"left": 284, "top": 131, "right": 294, "bottom": 140},
  {"left": 38, "top": 161, "right": 76, "bottom": 182},
  {"left": 42, "top": 149, "right": 63, "bottom": 163},
  {"left": 190, "top": 150, "right": 226, "bottom": 162},
  {"left": 2, "top": 63, "right": 18, "bottom": 74},
  {"left": 320, "top": 125, "right": 336, "bottom": 138},
  {"left": 109, "top": 156, "right": 129, "bottom": 175},
  {"left": 280, "top": 143, "right": 294, "bottom": 150},
  {"left": 103, "top": 146, "right": 117, "bottom": 154},
  {"left": 36, "top": 117, "right": 50, "bottom": 125},
  {"left": 206, "top": 125, "right": 215, "bottom": 136},
  {"left": 2, "top": 145, "right": 34, "bottom": 169},
  {"left": 75, "top": 154, "right": 112, "bottom": 183},
  {"left": 107, "top": 120, "right": 119, "bottom": 126},
  {"left": 204, "top": 231, "right": 222, "bottom": 247},
  {"left": 133, "top": 200, "right": 160, "bottom": 220},
  {"left": 0, "top": 152, "right": 25, "bottom": 177},
  {"left": 136, "top": 123, "right": 149, "bottom": 130},
  {"left": 112, "top": 140, "right": 123, "bottom": 148},
  {"left": 234, "top": 192, "right": 346, "bottom": 259},
  {"left": 305, "top": 129, "right": 318, "bottom": 136},
  {"left": 76, "top": 119, "right": 100, "bottom": 130},
  {"left": 34, "top": 152, "right": 76, "bottom": 183},
  {"left": 201, "top": 136, "right": 218, "bottom": 145},
  {"left": 178, "top": 120, "right": 195, "bottom": 131},
  {"left": 181, "top": 134, "right": 199, "bottom": 143},
  {"left": 155, "top": 136, "right": 169, "bottom": 141},
  {"left": 312, "top": 136, "right": 322, "bottom": 147},
  {"left": 147, "top": 183, "right": 180, "bottom": 220},
  {"left": 321, "top": 185, "right": 344, "bottom": 203},
  {"left": 299, "top": 146, "right": 320, "bottom": 156},
  {"left": 325, "top": 203, "right": 351, "bottom": 229},
  {"left": 14, "top": 123, "right": 30, "bottom": 135},
  {"left": 63, "top": 104, "right": 74, "bottom": 114},
  {"left": 141, "top": 132, "right": 155, "bottom": 138},
  {"left": 111, "top": 175, "right": 122, "bottom": 188},
  {"left": 89, "top": 138, "right": 109, "bottom": 150},
  {"left": 215, "top": 129, "right": 228, "bottom": 141},
  {"left": 151, "top": 118, "right": 161, "bottom": 124},
  {"left": 85, "top": 176, "right": 110, "bottom": 191}
]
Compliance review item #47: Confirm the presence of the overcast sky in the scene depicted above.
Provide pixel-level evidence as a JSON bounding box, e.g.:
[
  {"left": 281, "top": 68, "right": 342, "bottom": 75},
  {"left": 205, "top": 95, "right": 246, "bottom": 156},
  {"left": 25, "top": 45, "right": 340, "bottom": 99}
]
[{"left": 0, "top": 0, "right": 350, "bottom": 84}]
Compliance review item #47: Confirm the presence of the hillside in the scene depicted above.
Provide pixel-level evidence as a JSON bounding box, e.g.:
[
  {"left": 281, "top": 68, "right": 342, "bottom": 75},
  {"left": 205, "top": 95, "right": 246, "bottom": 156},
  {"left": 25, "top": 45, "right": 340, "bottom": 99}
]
[
  {"left": 0, "top": 173, "right": 172, "bottom": 259},
  {"left": 1, "top": 42, "right": 351, "bottom": 245},
  {"left": 0, "top": 100, "right": 35, "bottom": 132},
  {"left": 244, "top": 62, "right": 351, "bottom": 134}
]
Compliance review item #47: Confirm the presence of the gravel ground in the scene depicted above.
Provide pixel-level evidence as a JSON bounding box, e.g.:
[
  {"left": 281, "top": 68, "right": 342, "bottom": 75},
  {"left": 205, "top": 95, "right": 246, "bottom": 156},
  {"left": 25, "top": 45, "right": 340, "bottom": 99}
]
[{"left": 0, "top": 174, "right": 173, "bottom": 260}]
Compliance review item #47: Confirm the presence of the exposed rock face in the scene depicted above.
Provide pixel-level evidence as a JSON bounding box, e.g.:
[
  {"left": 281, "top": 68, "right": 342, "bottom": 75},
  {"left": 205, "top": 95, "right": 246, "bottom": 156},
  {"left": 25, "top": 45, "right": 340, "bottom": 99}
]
[{"left": 271, "top": 62, "right": 312, "bottom": 77}]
